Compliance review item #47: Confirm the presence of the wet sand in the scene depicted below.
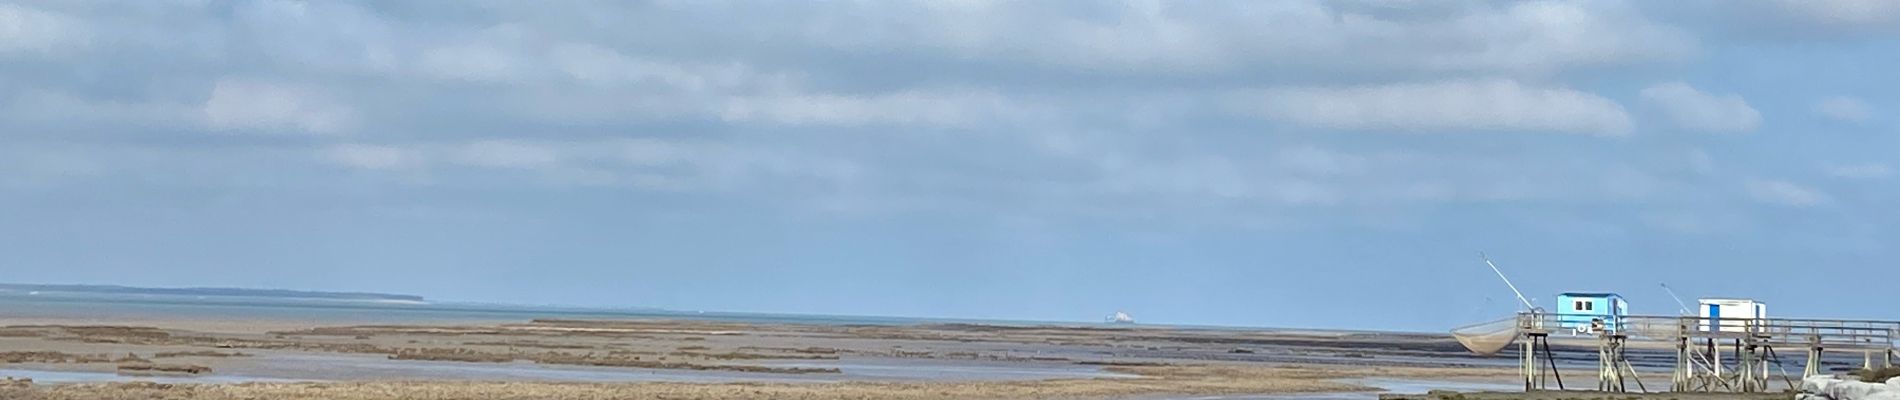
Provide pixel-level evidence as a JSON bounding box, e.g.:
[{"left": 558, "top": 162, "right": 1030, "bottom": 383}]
[{"left": 0, "top": 316, "right": 1528, "bottom": 399}]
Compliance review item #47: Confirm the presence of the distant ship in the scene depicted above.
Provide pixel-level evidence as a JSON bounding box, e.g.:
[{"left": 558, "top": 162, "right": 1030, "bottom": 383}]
[{"left": 1106, "top": 311, "right": 1135, "bottom": 324}]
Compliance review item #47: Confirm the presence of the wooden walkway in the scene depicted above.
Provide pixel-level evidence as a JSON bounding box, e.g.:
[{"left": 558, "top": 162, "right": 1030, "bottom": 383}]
[{"left": 1509, "top": 312, "right": 1897, "bottom": 394}]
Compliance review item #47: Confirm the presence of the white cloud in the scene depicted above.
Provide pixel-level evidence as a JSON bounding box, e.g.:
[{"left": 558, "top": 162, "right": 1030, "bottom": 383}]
[
  {"left": 1813, "top": 96, "right": 1873, "bottom": 123},
  {"left": 549, "top": 43, "right": 767, "bottom": 92},
  {"left": 1642, "top": 211, "right": 1750, "bottom": 235},
  {"left": 1824, "top": 163, "right": 1894, "bottom": 179},
  {"left": 1769, "top": 0, "right": 1900, "bottom": 29},
  {"left": 1074, "top": 144, "right": 1671, "bottom": 214},
  {"left": 321, "top": 144, "right": 416, "bottom": 170},
  {"left": 1274, "top": 145, "right": 1369, "bottom": 176},
  {"left": 0, "top": 4, "right": 88, "bottom": 53},
  {"left": 203, "top": 79, "right": 355, "bottom": 135},
  {"left": 1095, "top": 155, "right": 1342, "bottom": 206},
  {"left": 231, "top": 1, "right": 400, "bottom": 74},
  {"left": 0, "top": 0, "right": 1872, "bottom": 227},
  {"left": 453, "top": 140, "right": 564, "bottom": 169},
  {"left": 417, "top": 42, "right": 527, "bottom": 83},
  {"left": 811, "top": 1, "right": 1690, "bottom": 76},
  {"left": 1247, "top": 79, "right": 1632, "bottom": 136},
  {"left": 1745, "top": 179, "right": 1829, "bottom": 207},
  {"left": 314, "top": 138, "right": 860, "bottom": 193},
  {"left": 19, "top": 1, "right": 1698, "bottom": 141},
  {"left": 1639, "top": 82, "right": 1761, "bottom": 134},
  {"left": 722, "top": 89, "right": 1032, "bottom": 128},
  {"left": 1422, "top": 1, "right": 1696, "bottom": 74}
]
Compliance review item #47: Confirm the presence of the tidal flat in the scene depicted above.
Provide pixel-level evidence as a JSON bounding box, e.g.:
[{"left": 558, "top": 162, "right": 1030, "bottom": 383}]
[{"left": 0, "top": 307, "right": 1531, "bottom": 399}]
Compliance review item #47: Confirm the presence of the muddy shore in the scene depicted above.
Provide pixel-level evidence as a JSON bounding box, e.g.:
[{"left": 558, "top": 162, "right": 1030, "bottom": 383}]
[{"left": 0, "top": 316, "right": 1535, "bottom": 399}]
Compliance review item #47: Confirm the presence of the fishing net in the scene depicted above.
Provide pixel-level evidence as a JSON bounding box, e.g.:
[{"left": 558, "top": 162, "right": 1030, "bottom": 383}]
[{"left": 1452, "top": 316, "right": 1521, "bottom": 356}]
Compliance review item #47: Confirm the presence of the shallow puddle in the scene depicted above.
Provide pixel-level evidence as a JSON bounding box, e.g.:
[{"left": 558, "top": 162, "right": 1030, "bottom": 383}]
[{"left": 1157, "top": 378, "right": 1523, "bottom": 400}]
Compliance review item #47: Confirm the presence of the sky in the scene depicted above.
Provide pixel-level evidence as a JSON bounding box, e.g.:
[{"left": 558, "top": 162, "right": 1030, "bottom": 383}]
[{"left": 2, "top": 0, "right": 1898, "bottom": 332}]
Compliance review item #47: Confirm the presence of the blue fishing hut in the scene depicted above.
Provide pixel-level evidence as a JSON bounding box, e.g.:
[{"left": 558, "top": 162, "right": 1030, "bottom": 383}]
[{"left": 1555, "top": 292, "right": 1628, "bottom": 332}]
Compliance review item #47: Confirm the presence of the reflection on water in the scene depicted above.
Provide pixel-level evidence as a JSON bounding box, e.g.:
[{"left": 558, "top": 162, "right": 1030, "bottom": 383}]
[
  {"left": 1161, "top": 378, "right": 1522, "bottom": 400},
  {"left": 766, "top": 358, "right": 1137, "bottom": 381},
  {"left": 1169, "top": 394, "right": 1373, "bottom": 400}
]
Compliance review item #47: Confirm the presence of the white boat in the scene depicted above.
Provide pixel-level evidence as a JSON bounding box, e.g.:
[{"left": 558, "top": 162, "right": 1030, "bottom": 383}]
[{"left": 1106, "top": 311, "right": 1135, "bottom": 324}]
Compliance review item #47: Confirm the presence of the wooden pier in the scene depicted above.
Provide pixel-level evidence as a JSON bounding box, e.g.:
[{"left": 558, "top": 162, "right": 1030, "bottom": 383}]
[
  {"left": 1509, "top": 312, "right": 1897, "bottom": 394},
  {"left": 1379, "top": 390, "right": 1791, "bottom": 400}
]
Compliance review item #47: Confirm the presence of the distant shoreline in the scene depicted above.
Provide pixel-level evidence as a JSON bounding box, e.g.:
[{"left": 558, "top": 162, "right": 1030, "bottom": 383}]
[{"left": 0, "top": 283, "right": 424, "bottom": 303}]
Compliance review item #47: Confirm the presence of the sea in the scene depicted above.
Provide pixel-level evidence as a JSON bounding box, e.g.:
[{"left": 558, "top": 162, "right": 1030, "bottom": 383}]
[{"left": 0, "top": 290, "right": 1010, "bottom": 327}]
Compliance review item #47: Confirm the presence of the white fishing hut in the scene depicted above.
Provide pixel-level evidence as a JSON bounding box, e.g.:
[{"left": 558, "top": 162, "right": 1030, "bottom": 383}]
[{"left": 1698, "top": 298, "right": 1766, "bottom": 333}]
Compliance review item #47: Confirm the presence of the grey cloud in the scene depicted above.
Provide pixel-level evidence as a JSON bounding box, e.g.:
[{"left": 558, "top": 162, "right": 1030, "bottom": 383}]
[
  {"left": 0, "top": 0, "right": 1797, "bottom": 229},
  {"left": 1643, "top": 0, "right": 1900, "bottom": 42},
  {"left": 203, "top": 79, "right": 355, "bottom": 135},
  {"left": 6, "top": 1, "right": 1683, "bottom": 139},
  {"left": 1766, "top": 0, "right": 1900, "bottom": 32},
  {"left": 3, "top": 0, "right": 1898, "bottom": 326},
  {"left": 0, "top": 3, "right": 89, "bottom": 53}
]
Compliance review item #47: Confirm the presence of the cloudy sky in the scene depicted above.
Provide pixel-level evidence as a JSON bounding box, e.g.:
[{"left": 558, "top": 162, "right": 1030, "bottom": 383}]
[{"left": 2, "top": 0, "right": 1897, "bottom": 330}]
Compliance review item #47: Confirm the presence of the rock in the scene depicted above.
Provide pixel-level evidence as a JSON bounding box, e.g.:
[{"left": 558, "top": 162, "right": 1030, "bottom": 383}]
[
  {"left": 1827, "top": 380, "right": 1893, "bottom": 400},
  {"left": 1808, "top": 375, "right": 1846, "bottom": 394}
]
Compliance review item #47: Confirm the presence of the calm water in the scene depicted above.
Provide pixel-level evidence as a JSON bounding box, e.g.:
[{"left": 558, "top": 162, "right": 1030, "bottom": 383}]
[
  {"left": 1152, "top": 378, "right": 1521, "bottom": 400},
  {"left": 0, "top": 291, "right": 1065, "bottom": 327}
]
